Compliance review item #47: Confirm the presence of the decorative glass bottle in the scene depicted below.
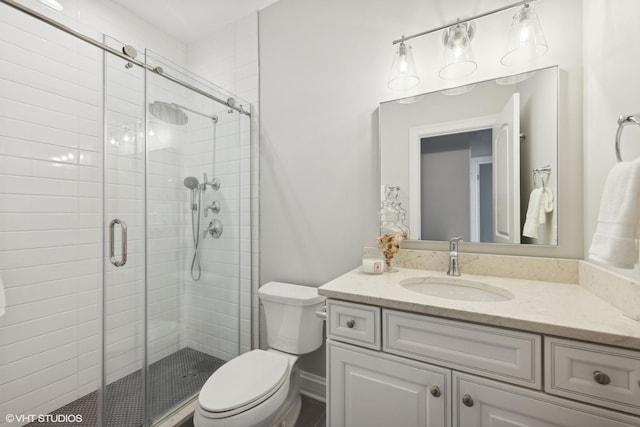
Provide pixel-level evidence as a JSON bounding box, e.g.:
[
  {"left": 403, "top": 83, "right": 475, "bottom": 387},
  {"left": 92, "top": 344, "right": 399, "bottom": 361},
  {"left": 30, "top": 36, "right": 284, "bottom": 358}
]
[{"left": 377, "top": 186, "right": 408, "bottom": 272}]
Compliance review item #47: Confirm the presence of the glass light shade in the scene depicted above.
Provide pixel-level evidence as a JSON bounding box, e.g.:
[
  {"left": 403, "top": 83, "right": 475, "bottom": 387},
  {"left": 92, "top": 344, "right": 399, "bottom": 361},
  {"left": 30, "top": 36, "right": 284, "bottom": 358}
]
[
  {"left": 388, "top": 41, "right": 420, "bottom": 91},
  {"left": 439, "top": 23, "right": 477, "bottom": 80},
  {"left": 395, "top": 95, "right": 425, "bottom": 104},
  {"left": 441, "top": 84, "right": 476, "bottom": 96},
  {"left": 495, "top": 71, "right": 536, "bottom": 85},
  {"left": 501, "top": 4, "right": 548, "bottom": 66}
]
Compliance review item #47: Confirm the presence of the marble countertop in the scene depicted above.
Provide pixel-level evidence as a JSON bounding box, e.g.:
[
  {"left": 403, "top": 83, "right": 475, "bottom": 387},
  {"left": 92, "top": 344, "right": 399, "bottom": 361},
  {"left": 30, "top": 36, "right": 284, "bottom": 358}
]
[{"left": 318, "top": 267, "right": 640, "bottom": 351}]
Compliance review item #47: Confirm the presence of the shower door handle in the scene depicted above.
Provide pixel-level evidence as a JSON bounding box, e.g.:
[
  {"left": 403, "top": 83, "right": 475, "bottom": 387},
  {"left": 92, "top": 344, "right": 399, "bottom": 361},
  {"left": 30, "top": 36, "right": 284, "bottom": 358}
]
[{"left": 109, "top": 218, "right": 128, "bottom": 267}]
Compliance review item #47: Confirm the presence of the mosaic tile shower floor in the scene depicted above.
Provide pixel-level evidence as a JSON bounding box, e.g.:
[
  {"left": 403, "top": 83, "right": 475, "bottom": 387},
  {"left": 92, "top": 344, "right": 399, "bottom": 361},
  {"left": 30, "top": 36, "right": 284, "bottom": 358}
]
[{"left": 26, "top": 347, "right": 225, "bottom": 427}]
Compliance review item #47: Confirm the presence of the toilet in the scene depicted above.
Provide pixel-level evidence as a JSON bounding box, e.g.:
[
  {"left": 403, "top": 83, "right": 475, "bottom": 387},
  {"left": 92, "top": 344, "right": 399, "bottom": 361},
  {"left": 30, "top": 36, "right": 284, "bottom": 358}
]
[{"left": 194, "top": 282, "right": 326, "bottom": 427}]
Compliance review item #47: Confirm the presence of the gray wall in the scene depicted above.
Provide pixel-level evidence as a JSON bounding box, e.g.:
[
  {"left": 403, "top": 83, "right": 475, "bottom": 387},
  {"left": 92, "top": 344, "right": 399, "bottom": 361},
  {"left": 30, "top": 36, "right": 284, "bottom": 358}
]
[
  {"left": 420, "top": 130, "right": 492, "bottom": 242},
  {"left": 420, "top": 135, "right": 471, "bottom": 241}
]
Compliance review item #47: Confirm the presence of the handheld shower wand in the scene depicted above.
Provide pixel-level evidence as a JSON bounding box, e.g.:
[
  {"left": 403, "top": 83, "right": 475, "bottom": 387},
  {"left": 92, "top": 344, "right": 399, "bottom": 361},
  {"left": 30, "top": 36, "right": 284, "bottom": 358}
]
[
  {"left": 184, "top": 176, "right": 200, "bottom": 211},
  {"left": 184, "top": 176, "right": 202, "bottom": 281}
]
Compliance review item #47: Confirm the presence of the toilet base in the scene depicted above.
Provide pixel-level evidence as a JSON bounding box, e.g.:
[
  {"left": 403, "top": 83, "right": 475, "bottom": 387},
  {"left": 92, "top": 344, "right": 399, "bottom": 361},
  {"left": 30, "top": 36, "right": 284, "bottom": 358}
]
[{"left": 272, "top": 391, "right": 301, "bottom": 427}]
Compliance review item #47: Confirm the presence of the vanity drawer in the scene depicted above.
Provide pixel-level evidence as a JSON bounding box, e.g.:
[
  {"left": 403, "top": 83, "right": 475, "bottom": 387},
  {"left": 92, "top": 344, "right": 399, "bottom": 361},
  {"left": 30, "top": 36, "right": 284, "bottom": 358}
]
[
  {"left": 545, "top": 337, "right": 640, "bottom": 416},
  {"left": 327, "top": 300, "right": 381, "bottom": 350},
  {"left": 384, "top": 309, "right": 542, "bottom": 389}
]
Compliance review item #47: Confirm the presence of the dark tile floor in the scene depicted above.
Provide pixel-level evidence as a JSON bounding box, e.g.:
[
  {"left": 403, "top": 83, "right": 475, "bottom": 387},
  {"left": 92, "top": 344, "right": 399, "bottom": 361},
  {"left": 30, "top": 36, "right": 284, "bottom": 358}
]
[
  {"left": 26, "top": 347, "right": 225, "bottom": 427},
  {"left": 178, "top": 395, "right": 326, "bottom": 427},
  {"left": 294, "top": 395, "right": 326, "bottom": 427}
]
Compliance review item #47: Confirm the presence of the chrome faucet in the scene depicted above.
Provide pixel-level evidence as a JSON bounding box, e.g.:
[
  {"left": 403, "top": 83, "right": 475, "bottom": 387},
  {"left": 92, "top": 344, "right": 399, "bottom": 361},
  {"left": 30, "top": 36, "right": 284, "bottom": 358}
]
[{"left": 447, "top": 236, "right": 463, "bottom": 276}]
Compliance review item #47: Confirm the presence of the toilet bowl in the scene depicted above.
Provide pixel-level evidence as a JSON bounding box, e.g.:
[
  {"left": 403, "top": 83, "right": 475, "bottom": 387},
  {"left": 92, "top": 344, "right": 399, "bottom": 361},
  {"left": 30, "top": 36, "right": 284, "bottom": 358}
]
[{"left": 194, "top": 282, "right": 325, "bottom": 427}]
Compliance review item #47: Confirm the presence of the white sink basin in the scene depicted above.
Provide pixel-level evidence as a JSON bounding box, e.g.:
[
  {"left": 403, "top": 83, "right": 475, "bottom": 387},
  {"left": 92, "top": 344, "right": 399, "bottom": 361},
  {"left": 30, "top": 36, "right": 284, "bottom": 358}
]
[{"left": 400, "top": 277, "right": 514, "bottom": 302}]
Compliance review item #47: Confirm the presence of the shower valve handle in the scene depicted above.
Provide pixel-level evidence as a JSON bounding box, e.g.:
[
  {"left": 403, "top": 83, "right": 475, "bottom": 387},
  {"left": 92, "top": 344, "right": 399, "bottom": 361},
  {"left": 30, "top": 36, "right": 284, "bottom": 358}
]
[
  {"left": 204, "top": 201, "right": 221, "bottom": 217},
  {"left": 204, "top": 219, "right": 223, "bottom": 239}
]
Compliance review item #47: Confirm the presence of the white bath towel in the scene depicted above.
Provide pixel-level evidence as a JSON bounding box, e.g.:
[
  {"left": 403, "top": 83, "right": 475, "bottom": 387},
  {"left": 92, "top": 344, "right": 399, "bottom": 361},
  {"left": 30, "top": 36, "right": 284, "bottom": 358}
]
[
  {"left": 523, "top": 188, "right": 543, "bottom": 238},
  {"left": 589, "top": 158, "right": 640, "bottom": 269},
  {"left": 0, "top": 273, "right": 5, "bottom": 318}
]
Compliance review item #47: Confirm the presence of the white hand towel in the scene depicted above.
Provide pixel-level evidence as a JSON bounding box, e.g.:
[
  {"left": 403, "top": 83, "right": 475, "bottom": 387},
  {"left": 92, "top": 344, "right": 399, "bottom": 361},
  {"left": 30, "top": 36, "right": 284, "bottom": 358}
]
[
  {"left": 536, "top": 187, "right": 554, "bottom": 226},
  {"left": 589, "top": 158, "right": 640, "bottom": 269},
  {"left": 523, "top": 188, "right": 543, "bottom": 238},
  {"left": 542, "top": 187, "right": 554, "bottom": 214},
  {"left": 0, "top": 273, "right": 5, "bottom": 318}
]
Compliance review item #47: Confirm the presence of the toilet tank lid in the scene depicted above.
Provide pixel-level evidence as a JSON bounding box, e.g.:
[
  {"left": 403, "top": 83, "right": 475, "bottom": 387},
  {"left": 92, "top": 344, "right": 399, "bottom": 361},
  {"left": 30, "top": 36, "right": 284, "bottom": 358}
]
[{"left": 258, "top": 282, "right": 325, "bottom": 306}]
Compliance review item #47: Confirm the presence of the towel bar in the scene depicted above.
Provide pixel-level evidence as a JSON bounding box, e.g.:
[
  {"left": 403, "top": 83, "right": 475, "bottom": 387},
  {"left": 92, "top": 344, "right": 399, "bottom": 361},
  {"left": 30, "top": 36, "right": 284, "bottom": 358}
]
[{"left": 615, "top": 114, "right": 640, "bottom": 162}]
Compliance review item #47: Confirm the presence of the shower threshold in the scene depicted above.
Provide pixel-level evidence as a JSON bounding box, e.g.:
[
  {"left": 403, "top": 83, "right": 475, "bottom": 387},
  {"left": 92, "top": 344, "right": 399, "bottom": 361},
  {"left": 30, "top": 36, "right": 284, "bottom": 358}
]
[{"left": 26, "top": 347, "right": 225, "bottom": 427}]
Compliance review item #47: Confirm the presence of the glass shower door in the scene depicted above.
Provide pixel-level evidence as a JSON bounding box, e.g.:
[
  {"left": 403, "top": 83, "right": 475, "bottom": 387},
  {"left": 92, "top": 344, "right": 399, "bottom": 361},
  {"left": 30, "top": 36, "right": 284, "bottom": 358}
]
[
  {"left": 102, "top": 41, "right": 250, "bottom": 425},
  {"left": 103, "top": 36, "right": 147, "bottom": 426},
  {"left": 144, "top": 50, "right": 235, "bottom": 423}
]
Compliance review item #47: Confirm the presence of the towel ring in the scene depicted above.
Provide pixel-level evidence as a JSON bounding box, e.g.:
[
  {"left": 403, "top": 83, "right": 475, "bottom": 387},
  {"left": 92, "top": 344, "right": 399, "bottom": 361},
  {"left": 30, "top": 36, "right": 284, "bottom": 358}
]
[
  {"left": 533, "top": 165, "right": 551, "bottom": 190},
  {"left": 615, "top": 114, "right": 640, "bottom": 162}
]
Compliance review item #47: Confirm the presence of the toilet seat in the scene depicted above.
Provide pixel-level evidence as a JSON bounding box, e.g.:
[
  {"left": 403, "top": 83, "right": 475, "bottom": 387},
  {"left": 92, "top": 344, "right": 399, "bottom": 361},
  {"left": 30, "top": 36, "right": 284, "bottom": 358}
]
[{"left": 198, "top": 350, "right": 290, "bottom": 418}]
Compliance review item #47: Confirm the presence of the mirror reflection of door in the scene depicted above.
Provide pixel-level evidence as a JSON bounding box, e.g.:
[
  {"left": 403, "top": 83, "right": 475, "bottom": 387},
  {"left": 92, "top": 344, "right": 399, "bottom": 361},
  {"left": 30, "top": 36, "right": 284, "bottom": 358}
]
[
  {"left": 493, "top": 92, "right": 521, "bottom": 244},
  {"left": 470, "top": 155, "right": 493, "bottom": 242}
]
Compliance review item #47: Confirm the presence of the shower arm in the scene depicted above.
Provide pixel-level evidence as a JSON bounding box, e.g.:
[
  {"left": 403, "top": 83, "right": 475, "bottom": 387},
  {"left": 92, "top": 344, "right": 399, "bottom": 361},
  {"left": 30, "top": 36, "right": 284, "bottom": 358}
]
[
  {"left": 202, "top": 174, "right": 220, "bottom": 191},
  {"left": 173, "top": 103, "right": 218, "bottom": 123},
  {"left": 0, "top": 0, "right": 250, "bottom": 117}
]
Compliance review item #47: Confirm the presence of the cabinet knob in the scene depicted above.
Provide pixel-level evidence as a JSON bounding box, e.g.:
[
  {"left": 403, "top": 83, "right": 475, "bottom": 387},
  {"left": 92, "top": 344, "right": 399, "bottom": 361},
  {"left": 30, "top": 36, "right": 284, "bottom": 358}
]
[
  {"left": 593, "top": 371, "right": 611, "bottom": 385},
  {"left": 346, "top": 319, "right": 355, "bottom": 328},
  {"left": 430, "top": 386, "right": 441, "bottom": 398},
  {"left": 462, "top": 394, "right": 474, "bottom": 407}
]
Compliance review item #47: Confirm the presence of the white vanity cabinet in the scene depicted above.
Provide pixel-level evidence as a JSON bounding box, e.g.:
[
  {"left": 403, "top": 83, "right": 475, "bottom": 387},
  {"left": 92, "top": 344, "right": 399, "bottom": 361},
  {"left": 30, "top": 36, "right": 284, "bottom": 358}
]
[
  {"left": 326, "top": 300, "right": 640, "bottom": 427},
  {"left": 328, "top": 340, "right": 450, "bottom": 427}
]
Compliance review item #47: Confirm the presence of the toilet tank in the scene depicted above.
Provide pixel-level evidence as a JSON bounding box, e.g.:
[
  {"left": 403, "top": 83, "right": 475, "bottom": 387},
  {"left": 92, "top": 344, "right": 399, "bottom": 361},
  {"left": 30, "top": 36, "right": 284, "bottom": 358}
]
[{"left": 258, "top": 282, "right": 326, "bottom": 354}]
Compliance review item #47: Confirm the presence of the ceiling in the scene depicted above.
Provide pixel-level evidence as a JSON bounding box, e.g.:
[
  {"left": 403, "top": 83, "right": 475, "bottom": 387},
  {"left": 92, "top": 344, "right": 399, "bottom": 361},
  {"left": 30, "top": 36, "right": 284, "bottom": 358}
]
[{"left": 111, "top": 0, "right": 280, "bottom": 44}]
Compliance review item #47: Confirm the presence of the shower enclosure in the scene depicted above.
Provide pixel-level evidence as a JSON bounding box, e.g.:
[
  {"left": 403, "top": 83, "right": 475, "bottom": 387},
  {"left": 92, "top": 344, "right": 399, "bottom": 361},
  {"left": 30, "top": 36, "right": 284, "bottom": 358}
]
[{"left": 0, "top": 1, "right": 254, "bottom": 426}]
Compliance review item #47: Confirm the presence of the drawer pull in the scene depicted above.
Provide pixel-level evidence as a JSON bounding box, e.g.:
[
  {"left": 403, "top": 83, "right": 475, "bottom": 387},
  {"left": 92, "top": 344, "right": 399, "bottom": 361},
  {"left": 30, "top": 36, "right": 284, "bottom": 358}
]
[
  {"left": 593, "top": 371, "right": 611, "bottom": 385},
  {"left": 346, "top": 319, "right": 355, "bottom": 328},
  {"left": 462, "top": 394, "right": 474, "bottom": 407},
  {"left": 430, "top": 386, "right": 441, "bottom": 398}
]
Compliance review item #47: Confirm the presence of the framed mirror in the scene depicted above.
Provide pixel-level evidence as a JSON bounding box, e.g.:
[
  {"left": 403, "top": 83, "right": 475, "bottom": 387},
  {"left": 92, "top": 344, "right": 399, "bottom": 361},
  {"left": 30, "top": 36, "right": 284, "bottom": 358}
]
[{"left": 380, "top": 66, "right": 558, "bottom": 246}]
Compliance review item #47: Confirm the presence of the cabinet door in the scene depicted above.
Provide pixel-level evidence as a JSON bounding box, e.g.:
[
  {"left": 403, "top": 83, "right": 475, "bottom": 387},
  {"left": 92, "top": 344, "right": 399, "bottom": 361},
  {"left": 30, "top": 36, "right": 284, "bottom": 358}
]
[
  {"left": 453, "top": 372, "right": 640, "bottom": 427},
  {"left": 328, "top": 340, "right": 450, "bottom": 427}
]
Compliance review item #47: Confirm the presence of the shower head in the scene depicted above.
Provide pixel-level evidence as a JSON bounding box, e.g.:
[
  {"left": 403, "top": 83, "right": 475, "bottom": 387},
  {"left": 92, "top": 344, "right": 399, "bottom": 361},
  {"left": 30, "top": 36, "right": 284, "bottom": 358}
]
[
  {"left": 149, "top": 101, "right": 189, "bottom": 125},
  {"left": 184, "top": 176, "right": 200, "bottom": 210},
  {"left": 184, "top": 176, "right": 199, "bottom": 190}
]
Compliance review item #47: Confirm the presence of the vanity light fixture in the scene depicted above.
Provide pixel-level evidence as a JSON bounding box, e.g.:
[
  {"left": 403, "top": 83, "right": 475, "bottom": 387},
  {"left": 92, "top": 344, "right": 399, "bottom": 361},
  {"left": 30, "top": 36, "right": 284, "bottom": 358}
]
[
  {"left": 439, "top": 22, "right": 477, "bottom": 80},
  {"left": 501, "top": 3, "right": 547, "bottom": 66},
  {"left": 388, "top": 0, "right": 547, "bottom": 89},
  {"left": 387, "top": 37, "right": 420, "bottom": 91}
]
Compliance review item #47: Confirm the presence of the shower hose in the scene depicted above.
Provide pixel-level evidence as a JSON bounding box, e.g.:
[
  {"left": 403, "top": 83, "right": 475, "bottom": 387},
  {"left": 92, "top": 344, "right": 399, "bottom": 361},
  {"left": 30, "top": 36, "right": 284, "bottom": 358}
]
[{"left": 190, "top": 188, "right": 203, "bottom": 281}]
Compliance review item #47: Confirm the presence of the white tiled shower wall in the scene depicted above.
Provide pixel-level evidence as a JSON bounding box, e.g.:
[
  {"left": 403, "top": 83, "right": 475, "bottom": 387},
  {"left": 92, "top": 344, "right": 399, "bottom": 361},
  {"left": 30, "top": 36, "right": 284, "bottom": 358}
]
[
  {"left": 0, "top": 6, "right": 103, "bottom": 419},
  {"left": 185, "top": 12, "right": 259, "bottom": 355},
  {"left": 0, "top": 0, "right": 258, "bottom": 422}
]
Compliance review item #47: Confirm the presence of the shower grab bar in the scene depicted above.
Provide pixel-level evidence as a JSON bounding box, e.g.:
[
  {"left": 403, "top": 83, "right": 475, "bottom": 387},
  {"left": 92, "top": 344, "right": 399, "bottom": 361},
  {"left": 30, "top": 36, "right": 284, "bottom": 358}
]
[
  {"left": 615, "top": 114, "right": 640, "bottom": 162},
  {"left": 109, "top": 219, "right": 127, "bottom": 267}
]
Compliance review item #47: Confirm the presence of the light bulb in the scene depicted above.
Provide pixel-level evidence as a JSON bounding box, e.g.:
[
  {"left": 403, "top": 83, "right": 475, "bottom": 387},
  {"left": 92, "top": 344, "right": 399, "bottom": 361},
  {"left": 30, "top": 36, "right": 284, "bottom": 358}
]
[
  {"left": 519, "top": 23, "right": 532, "bottom": 43},
  {"left": 398, "top": 56, "right": 408, "bottom": 73}
]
